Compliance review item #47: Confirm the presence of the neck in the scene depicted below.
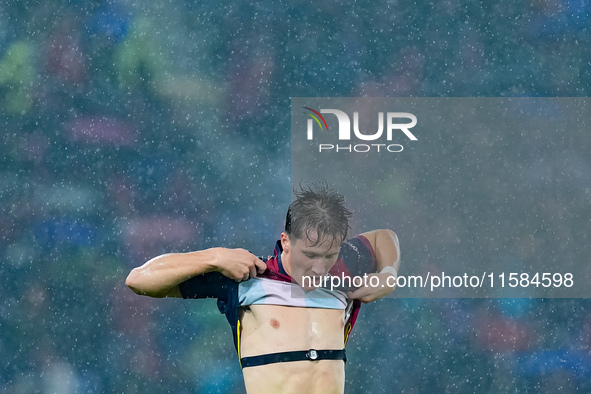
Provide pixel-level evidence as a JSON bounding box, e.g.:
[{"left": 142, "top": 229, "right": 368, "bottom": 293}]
[{"left": 280, "top": 250, "right": 291, "bottom": 276}]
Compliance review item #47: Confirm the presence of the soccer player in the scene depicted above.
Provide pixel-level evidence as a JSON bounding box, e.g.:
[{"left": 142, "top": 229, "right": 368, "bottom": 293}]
[{"left": 126, "top": 184, "right": 400, "bottom": 394}]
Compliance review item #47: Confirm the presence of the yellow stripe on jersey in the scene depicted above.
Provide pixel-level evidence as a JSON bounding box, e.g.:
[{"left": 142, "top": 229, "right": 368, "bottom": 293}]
[{"left": 237, "top": 319, "right": 242, "bottom": 368}]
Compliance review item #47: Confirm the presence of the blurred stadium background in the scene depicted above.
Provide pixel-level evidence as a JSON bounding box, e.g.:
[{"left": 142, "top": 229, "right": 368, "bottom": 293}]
[{"left": 1, "top": 0, "right": 590, "bottom": 393}]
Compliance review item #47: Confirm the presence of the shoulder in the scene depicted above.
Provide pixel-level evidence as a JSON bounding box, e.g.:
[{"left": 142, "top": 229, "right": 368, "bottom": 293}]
[
  {"left": 331, "top": 235, "right": 377, "bottom": 277},
  {"left": 342, "top": 234, "right": 375, "bottom": 254}
]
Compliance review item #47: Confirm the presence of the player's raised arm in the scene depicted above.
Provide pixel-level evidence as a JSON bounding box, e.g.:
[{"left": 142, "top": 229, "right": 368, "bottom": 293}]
[
  {"left": 348, "top": 229, "right": 400, "bottom": 303},
  {"left": 362, "top": 228, "right": 400, "bottom": 274},
  {"left": 125, "top": 248, "right": 266, "bottom": 298}
]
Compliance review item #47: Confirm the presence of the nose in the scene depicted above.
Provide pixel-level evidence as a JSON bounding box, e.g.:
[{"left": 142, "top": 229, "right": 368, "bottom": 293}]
[{"left": 311, "top": 262, "right": 328, "bottom": 276}]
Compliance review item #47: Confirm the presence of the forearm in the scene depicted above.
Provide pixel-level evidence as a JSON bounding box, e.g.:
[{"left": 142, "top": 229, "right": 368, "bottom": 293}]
[{"left": 125, "top": 249, "right": 218, "bottom": 297}]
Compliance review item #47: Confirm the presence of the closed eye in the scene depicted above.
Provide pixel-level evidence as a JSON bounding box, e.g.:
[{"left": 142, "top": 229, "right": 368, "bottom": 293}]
[{"left": 303, "top": 252, "right": 339, "bottom": 259}]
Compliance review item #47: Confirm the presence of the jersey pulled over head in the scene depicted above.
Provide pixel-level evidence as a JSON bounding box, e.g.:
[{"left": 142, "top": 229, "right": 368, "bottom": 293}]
[{"left": 282, "top": 184, "right": 353, "bottom": 290}]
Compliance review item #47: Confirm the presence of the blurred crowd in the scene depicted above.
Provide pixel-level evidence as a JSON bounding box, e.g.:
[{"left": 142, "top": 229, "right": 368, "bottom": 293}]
[{"left": 1, "top": 0, "right": 590, "bottom": 393}]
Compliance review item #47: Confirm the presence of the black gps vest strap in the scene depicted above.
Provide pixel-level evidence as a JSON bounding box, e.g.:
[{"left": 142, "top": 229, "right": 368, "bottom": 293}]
[{"left": 240, "top": 349, "right": 346, "bottom": 368}]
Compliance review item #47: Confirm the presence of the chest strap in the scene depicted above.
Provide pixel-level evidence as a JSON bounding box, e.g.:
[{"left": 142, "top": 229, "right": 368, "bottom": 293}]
[{"left": 240, "top": 349, "right": 346, "bottom": 369}]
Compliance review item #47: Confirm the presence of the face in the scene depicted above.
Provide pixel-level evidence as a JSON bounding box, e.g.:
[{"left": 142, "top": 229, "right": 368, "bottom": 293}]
[{"left": 281, "top": 231, "right": 342, "bottom": 291}]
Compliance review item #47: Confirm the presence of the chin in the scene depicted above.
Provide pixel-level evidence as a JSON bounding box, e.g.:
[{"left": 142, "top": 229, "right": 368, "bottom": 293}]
[
  {"left": 295, "top": 275, "right": 324, "bottom": 292},
  {"left": 301, "top": 284, "right": 320, "bottom": 292}
]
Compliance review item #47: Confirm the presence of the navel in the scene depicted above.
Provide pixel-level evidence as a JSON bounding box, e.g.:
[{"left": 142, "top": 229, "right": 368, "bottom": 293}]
[{"left": 270, "top": 318, "right": 280, "bottom": 329}]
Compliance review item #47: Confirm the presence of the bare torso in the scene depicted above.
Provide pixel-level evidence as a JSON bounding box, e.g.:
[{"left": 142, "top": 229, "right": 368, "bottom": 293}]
[{"left": 239, "top": 304, "right": 346, "bottom": 394}]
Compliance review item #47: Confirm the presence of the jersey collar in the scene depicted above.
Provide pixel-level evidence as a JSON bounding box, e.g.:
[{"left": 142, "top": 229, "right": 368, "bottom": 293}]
[
  {"left": 260, "top": 241, "right": 292, "bottom": 283},
  {"left": 274, "top": 241, "right": 289, "bottom": 276}
]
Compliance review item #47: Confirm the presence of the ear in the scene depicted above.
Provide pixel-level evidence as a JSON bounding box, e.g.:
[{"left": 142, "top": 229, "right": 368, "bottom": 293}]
[{"left": 280, "top": 232, "right": 291, "bottom": 252}]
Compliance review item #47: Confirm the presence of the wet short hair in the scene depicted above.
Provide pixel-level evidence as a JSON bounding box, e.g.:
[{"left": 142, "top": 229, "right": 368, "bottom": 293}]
[{"left": 285, "top": 183, "right": 352, "bottom": 247}]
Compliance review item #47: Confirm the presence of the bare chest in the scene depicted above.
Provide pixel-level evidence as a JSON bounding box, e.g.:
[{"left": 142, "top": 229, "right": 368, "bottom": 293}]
[{"left": 239, "top": 305, "right": 345, "bottom": 357}]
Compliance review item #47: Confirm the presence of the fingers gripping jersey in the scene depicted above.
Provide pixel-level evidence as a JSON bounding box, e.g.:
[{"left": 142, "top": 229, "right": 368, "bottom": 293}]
[{"left": 178, "top": 235, "right": 376, "bottom": 353}]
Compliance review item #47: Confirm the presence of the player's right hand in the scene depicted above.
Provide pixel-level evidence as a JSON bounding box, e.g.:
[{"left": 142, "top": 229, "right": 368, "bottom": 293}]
[{"left": 213, "top": 248, "right": 267, "bottom": 282}]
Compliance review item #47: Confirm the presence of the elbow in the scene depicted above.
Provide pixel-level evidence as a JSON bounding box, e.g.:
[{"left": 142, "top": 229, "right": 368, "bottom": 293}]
[
  {"left": 125, "top": 268, "right": 167, "bottom": 298},
  {"left": 381, "top": 228, "right": 397, "bottom": 237},
  {"left": 374, "top": 229, "right": 398, "bottom": 245},
  {"left": 125, "top": 269, "right": 144, "bottom": 295},
  {"left": 387, "top": 229, "right": 399, "bottom": 244},
  {"left": 380, "top": 228, "right": 398, "bottom": 241},
  {"left": 376, "top": 228, "right": 400, "bottom": 260}
]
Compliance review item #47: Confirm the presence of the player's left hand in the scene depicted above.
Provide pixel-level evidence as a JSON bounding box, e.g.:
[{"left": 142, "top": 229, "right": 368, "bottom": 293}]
[{"left": 347, "top": 272, "right": 397, "bottom": 303}]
